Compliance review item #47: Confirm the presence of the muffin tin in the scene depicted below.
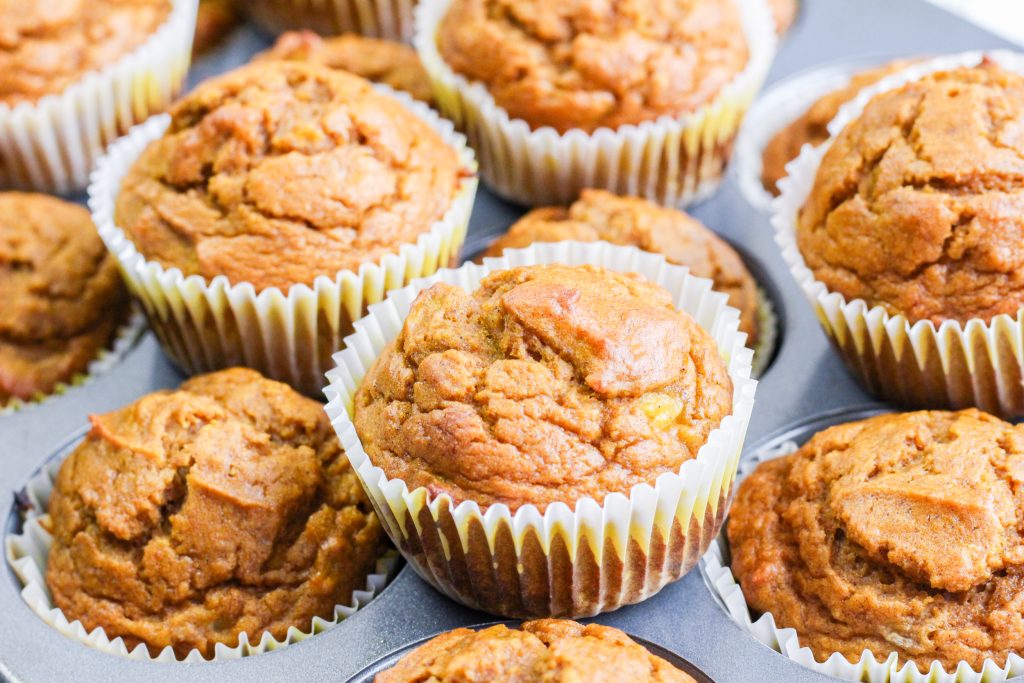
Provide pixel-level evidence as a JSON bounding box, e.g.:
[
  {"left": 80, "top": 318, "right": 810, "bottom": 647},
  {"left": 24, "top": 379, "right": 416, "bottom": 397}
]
[{"left": 0, "top": 1, "right": 1017, "bottom": 681}]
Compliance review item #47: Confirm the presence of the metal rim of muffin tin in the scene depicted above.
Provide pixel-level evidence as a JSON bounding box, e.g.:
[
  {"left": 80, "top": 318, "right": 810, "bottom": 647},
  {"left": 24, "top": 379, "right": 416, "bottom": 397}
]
[{"left": 0, "top": 2, "right": 1018, "bottom": 682}]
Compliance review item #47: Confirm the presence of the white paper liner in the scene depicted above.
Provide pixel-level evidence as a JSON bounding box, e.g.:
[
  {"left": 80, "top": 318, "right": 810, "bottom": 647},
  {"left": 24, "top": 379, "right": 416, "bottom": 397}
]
[
  {"left": 245, "top": 0, "right": 417, "bottom": 42},
  {"left": 773, "top": 49, "right": 1024, "bottom": 416},
  {"left": 88, "top": 85, "right": 477, "bottom": 398},
  {"left": 4, "top": 432, "right": 400, "bottom": 662},
  {"left": 733, "top": 57, "right": 898, "bottom": 213},
  {"left": 414, "top": 0, "right": 776, "bottom": 207},
  {"left": 0, "top": 0, "right": 197, "bottom": 194},
  {"left": 0, "top": 309, "right": 147, "bottom": 417},
  {"left": 702, "top": 434, "right": 1024, "bottom": 683},
  {"left": 324, "top": 241, "right": 757, "bottom": 618}
]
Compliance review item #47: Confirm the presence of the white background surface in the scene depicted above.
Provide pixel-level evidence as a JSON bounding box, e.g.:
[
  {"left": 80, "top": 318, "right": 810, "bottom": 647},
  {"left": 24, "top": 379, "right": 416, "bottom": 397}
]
[{"left": 925, "top": 0, "right": 1024, "bottom": 45}]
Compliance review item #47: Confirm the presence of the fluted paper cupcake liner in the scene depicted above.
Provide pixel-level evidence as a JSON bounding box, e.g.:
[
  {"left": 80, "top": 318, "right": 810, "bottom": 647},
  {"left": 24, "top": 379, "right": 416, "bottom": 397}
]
[
  {"left": 773, "top": 50, "right": 1024, "bottom": 416},
  {"left": 1, "top": 310, "right": 146, "bottom": 417},
  {"left": 4, "top": 437, "right": 400, "bottom": 662},
  {"left": 751, "top": 288, "right": 778, "bottom": 377},
  {"left": 414, "top": 0, "right": 776, "bottom": 207},
  {"left": 324, "top": 241, "right": 757, "bottom": 618},
  {"left": 0, "top": 0, "right": 197, "bottom": 194},
  {"left": 245, "top": 0, "right": 416, "bottom": 41},
  {"left": 89, "top": 87, "right": 477, "bottom": 398},
  {"left": 733, "top": 57, "right": 898, "bottom": 213},
  {"left": 702, "top": 437, "right": 1024, "bottom": 683}
]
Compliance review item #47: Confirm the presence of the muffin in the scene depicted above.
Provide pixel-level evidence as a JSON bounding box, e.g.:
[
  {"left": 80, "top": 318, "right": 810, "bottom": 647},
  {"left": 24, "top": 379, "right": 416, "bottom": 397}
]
[
  {"left": 483, "top": 190, "right": 761, "bottom": 346},
  {"left": 328, "top": 246, "right": 755, "bottom": 618},
  {"left": 0, "top": 0, "right": 195, "bottom": 192},
  {"left": 244, "top": 0, "right": 416, "bottom": 41},
  {"left": 761, "top": 59, "right": 914, "bottom": 195},
  {"left": 193, "top": 0, "right": 238, "bottom": 56},
  {"left": 776, "top": 58, "right": 1024, "bottom": 414},
  {"left": 258, "top": 30, "right": 433, "bottom": 103},
  {"left": 767, "top": 0, "right": 797, "bottom": 35},
  {"left": 796, "top": 64, "right": 1024, "bottom": 326},
  {"left": 45, "top": 368, "right": 387, "bottom": 658},
  {"left": 98, "top": 59, "right": 476, "bottom": 395},
  {"left": 728, "top": 409, "right": 1024, "bottom": 672},
  {"left": 416, "top": 0, "right": 776, "bottom": 206},
  {"left": 376, "top": 620, "right": 697, "bottom": 682},
  {"left": 0, "top": 193, "right": 128, "bottom": 406},
  {"left": 354, "top": 264, "right": 733, "bottom": 511}
]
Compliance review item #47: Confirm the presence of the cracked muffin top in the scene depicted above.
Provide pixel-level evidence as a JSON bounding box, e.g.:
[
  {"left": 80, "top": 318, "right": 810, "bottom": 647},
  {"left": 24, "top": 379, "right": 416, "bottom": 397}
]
[
  {"left": 483, "top": 189, "right": 760, "bottom": 345},
  {"left": 353, "top": 264, "right": 733, "bottom": 511},
  {"left": 0, "top": 0, "right": 171, "bottom": 105},
  {"left": 46, "top": 367, "right": 386, "bottom": 658},
  {"left": 114, "top": 60, "right": 463, "bottom": 292},
  {"left": 437, "top": 0, "right": 749, "bottom": 133},
  {"left": 0, "top": 193, "right": 127, "bottom": 404},
  {"left": 761, "top": 59, "right": 915, "bottom": 195},
  {"left": 729, "top": 409, "right": 1024, "bottom": 670},
  {"left": 375, "top": 619, "right": 697, "bottom": 682},
  {"left": 796, "top": 64, "right": 1024, "bottom": 324},
  {"left": 259, "top": 31, "right": 433, "bottom": 104}
]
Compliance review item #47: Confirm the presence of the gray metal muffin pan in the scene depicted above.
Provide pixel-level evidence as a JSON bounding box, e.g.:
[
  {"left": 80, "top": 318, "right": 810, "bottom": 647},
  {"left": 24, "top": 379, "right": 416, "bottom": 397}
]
[{"left": 0, "top": 1, "right": 1016, "bottom": 681}]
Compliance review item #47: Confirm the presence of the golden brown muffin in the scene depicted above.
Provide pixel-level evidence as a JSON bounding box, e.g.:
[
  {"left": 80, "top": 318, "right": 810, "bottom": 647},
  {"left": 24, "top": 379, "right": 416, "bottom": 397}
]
[
  {"left": 376, "top": 620, "right": 697, "bottom": 682},
  {"left": 0, "top": 0, "right": 171, "bottom": 105},
  {"left": 258, "top": 30, "right": 433, "bottom": 103},
  {"left": 761, "top": 60, "right": 914, "bottom": 195},
  {"left": 45, "top": 368, "right": 387, "bottom": 658},
  {"left": 0, "top": 193, "right": 128, "bottom": 405},
  {"left": 354, "top": 264, "right": 733, "bottom": 511},
  {"left": 767, "top": 0, "right": 797, "bottom": 35},
  {"left": 437, "top": 0, "right": 749, "bottom": 133},
  {"left": 114, "top": 61, "right": 463, "bottom": 292},
  {"left": 193, "top": 0, "right": 238, "bottom": 57},
  {"left": 796, "top": 64, "right": 1024, "bottom": 324},
  {"left": 729, "top": 409, "right": 1024, "bottom": 670},
  {"left": 484, "top": 190, "right": 761, "bottom": 345}
]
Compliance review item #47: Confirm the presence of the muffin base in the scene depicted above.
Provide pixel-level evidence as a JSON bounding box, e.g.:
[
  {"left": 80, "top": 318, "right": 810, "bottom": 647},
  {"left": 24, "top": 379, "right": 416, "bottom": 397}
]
[
  {"left": 773, "top": 50, "right": 1024, "bottom": 418},
  {"left": 89, "top": 87, "right": 477, "bottom": 398},
  {"left": 414, "top": 0, "right": 776, "bottom": 207},
  {"left": 5, "top": 450, "right": 399, "bottom": 662},
  {"left": 0, "top": 0, "right": 197, "bottom": 194},
  {"left": 325, "top": 241, "right": 756, "bottom": 618}
]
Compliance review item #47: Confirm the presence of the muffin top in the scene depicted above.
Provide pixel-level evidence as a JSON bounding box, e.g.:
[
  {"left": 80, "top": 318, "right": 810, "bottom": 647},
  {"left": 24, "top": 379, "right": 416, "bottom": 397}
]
[
  {"left": 354, "top": 264, "right": 733, "bottom": 511},
  {"left": 437, "top": 0, "right": 749, "bottom": 133},
  {"left": 46, "top": 368, "right": 385, "bottom": 657},
  {"left": 484, "top": 189, "right": 760, "bottom": 344},
  {"left": 114, "top": 61, "right": 463, "bottom": 292},
  {"left": 729, "top": 409, "right": 1024, "bottom": 670},
  {"left": 0, "top": 193, "right": 127, "bottom": 402},
  {"left": 796, "top": 64, "right": 1024, "bottom": 325},
  {"left": 376, "top": 620, "right": 697, "bottom": 682},
  {"left": 761, "top": 59, "right": 914, "bottom": 195},
  {"left": 260, "top": 31, "right": 433, "bottom": 104},
  {"left": 0, "top": 0, "right": 171, "bottom": 105}
]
